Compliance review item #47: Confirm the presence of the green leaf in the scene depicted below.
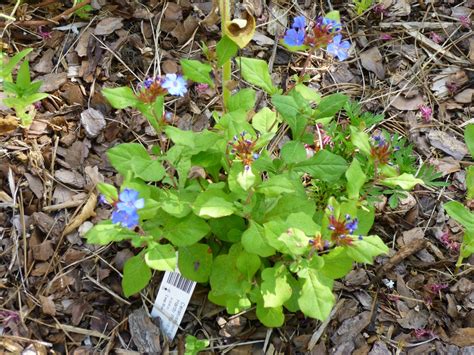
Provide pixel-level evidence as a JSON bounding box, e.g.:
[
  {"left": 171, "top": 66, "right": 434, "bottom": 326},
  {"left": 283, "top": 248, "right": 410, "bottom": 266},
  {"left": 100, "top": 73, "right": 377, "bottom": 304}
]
[
  {"left": 297, "top": 269, "right": 334, "bottom": 321},
  {"left": 295, "top": 150, "right": 347, "bottom": 182},
  {"left": 271, "top": 94, "right": 307, "bottom": 138},
  {"left": 461, "top": 230, "right": 474, "bottom": 258},
  {"left": 216, "top": 35, "right": 239, "bottom": 67},
  {"left": 346, "top": 235, "right": 389, "bottom": 264},
  {"left": 350, "top": 126, "right": 371, "bottom": 156},
  {"left": 380, "top": 173, "right": 424, "bottom": 190},
  {"left": 271, "top": 228, "right": 311, "bottom": 255},
  {"left": 216, "top": 110, "right": 255, "bottom": 140},
  {"left": 228, "top": 88, "right": 256, "bottom": 112},
  {"left": 280, "top": 141, "right": 307, "bottom": 164},
  {"left": 236, "top": 250, "right": 261, "bottom": 280},
  {"left": 85, "top": 221, "right": 137, "bottom": 245},
  {"left": 145, "top": 243, "right": 176, "bottom": 271},
  {"left": 180, "top": 59, "right": 214, "bottom": 86},
  {"left": 237, "top": 57, "right": 276, "bottom": 94},
  {"left": 241, "top": 221, "right": 276, "bottom": 257},
  {"left": 314, "top": 93, "right": 348, "bottom": 121},
  {"left": 107, "top": 143, "right": 165, "bottom": 181},
  {"left": 256, "top": 303, "right": 284, "bottom": 327},
  {"left": 185, "top": 335, "right": 209, "bottom": 355},
  {"left": 209, "top": 215, "right": 246, "bottom": 243},
  {"left": 257, "top": 174, "right": 300, "bottom": 197},
  {"left": 1, "top": 48, "right": 32, "bottom": 79},
  {"left": 466, "top": 166, "right": 474, "bottom": 200},
  {"left": 97, "top": 182, "right": 118, "bottom": 203},
  {"left": 178, "top": 243, "right": 213, "bottom": 282},
  {"left": 16, "top": 60, "right": 31, "bottom": 90},
  {"left": 122, "top": 255, "right": 152, "bottom": 297},
  {"left": 193, "top": 189, "right": 236, "bottom": 218},
  {"left": 237, "top": 167, "right": 256, "bottom": 191},
  {"left": 260, "top": 264, "right": 293, "bottom": 308},
  {"left": 465, "top": 124, "right": 474, "bottom": 157},
  {"left": 346, "top": 159, "right": 366, "bottom": 199},
  {"left": 102, "top": 87, "right": 140, "bottom": 109},
  {"left": 321, "top": 248, "right": 354, "bottom": 279},
  {"left": 252, "top": 107, "right": 278, "bottom": 133},
  {"left": 163, "top": 213, "right": 210, "bottom": 246},
  {"left": 294, "top": 84, "right": 321, "bottom": 104},
  {"left": 444, "top": 201, "right": 474, "bottom": 231}
]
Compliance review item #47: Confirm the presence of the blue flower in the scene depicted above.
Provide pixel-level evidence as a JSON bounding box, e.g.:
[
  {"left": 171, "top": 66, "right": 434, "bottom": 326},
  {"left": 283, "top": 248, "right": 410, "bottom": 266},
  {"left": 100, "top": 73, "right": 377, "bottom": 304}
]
[
  {"left": 346, "top": 218, "right": 358, "bottom": 234},
  {"left": 321, "top": 17, "right": 342, "bottom": 32},
  {"left": 116, "top": 189, "right": 145, "bottom": 212},
  {"left": 112, "top": 209, "right": 139, "bottom": 229},
  {"left": 162, "top": 74, "right": 188, "bottom": 97},
  {"left": 292, "top": 16, "right": 306, "bottom": 30},
  {"left": 111, "top": 188, "right": 145, "bottom": 229},
  {"left": 326, "top": 34, "right": 351, "bottom": 61},
  {"left": 143, "top": 77, "right": 155, "bottom": 89},
  {"left": 283, "top": 28, "right": 305, "bottom": 46}
]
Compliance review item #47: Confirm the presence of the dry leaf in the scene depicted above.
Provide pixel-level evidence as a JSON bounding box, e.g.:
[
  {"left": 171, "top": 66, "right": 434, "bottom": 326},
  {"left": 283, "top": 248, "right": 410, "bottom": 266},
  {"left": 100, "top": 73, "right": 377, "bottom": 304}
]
[
  {"left": 360, "top": 47, "right": 385, "bottom": 80},
  {"left": 225, "top": 10, "right": 256, "bottom": 49},
  {"left": 390, "top": 94, "right": 424, "bottom": 110},
  {"left": 0, "top": 115, "right": 19, "bottom": 135},
  {"left": 55, "top": 169, "right": 86, "bottom": 188},
  {"left": 94, "top": 17, "right": 124, "bottom": 35}
]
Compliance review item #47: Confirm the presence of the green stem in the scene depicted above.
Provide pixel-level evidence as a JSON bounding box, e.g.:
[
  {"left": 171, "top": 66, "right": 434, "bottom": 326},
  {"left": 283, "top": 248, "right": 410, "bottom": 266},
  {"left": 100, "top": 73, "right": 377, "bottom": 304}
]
[{"left": 219, "top": 0, "right": 231, "bottom": 111}]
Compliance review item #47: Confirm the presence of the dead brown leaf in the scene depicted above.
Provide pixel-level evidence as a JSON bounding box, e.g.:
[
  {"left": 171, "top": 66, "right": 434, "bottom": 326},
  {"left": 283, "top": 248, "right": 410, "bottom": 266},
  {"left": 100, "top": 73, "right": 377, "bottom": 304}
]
[
  {"left": 448, "top": 328, "right": 474, "bottom": 347},
  {"left": 360, "top": 47, "right": 385, "bottom": 80},
  {"left": 0, "top": 115, "right": 19, "bottom": 135},
  {"left": 94, "top": 17, "right": 124, "bottom": 35}
]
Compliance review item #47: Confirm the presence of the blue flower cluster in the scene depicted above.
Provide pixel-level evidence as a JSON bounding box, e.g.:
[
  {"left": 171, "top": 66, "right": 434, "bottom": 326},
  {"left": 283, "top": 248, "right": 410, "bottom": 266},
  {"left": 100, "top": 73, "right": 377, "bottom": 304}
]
[
  {"left": 283, "top": 16, "right": 307, "bottom": 46},
  {"left": 109, "top": 189, "right": 145, "bottom": 229},
  {"left": 283, "top": 15, "right": 351, "bottom": 61}
]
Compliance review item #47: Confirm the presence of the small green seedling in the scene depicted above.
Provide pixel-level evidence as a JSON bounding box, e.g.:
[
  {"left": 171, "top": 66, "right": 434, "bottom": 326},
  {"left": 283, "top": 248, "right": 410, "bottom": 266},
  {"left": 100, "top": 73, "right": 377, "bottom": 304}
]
[{"left": 1, "top": 48, "right": 49, "bottom": 127}]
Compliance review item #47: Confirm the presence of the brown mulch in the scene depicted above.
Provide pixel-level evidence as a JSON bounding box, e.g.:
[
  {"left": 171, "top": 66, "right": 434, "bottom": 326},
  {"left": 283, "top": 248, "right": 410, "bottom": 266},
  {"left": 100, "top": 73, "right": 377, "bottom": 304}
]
[{"left": 0, "top": 0, "right": 473, "bottom": 354}]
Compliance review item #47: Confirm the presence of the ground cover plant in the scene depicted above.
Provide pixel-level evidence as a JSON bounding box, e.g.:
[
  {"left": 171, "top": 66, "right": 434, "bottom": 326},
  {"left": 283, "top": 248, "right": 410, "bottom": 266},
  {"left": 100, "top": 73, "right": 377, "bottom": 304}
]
[
  {"left": 1, "top": 0, "right": 473, "bottom": 353},
  {"left": 86, "top": 11, "right": 427, "bottom": 328}
]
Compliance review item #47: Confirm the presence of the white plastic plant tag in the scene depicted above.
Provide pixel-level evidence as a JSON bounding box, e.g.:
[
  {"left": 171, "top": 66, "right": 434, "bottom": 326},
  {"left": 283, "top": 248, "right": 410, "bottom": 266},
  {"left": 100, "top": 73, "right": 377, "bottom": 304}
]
[{"left": 150, "top": 269, "right": 196, "bottom": 341}]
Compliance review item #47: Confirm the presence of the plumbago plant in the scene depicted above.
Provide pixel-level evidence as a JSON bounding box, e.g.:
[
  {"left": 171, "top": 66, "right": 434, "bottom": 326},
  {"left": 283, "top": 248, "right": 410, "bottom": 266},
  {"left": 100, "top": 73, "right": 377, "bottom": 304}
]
[
  {"left": 86, "top": 11, "right": 425, "bottom": 327},
  {"left": 1, "top": 48, "right": 49, "bottom": 127},
  {"left": 443, "top": 124, "right": 474, "bottom": 268}
]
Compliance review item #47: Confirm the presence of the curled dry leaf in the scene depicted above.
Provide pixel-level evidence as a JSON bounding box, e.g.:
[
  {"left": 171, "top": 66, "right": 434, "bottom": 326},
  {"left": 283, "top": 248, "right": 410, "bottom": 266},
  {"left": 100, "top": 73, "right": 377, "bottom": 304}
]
[
  {"left": 226, "top": 9, "right": 256, "bottom": 49},
  {"left": 63, "top": 193, "right": 97, "bottom": 236}
]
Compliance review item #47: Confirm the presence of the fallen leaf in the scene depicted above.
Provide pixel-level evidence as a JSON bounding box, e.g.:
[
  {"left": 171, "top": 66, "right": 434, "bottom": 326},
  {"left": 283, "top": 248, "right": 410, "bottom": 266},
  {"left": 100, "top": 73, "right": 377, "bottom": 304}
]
[
  {"left": 391, "top": 93, "right": 425, "bottom": 111},
  {"left": 454, "top": 88, "right": 473, "bottom": 104},
  {"left": 428, "top": 130, "right": 468, "bottom": 160},
  {"left": 428, "top": 157, "right": 460, "bottom": 176},
  {"left": 170, "top": 15, "right": 199, "bottom": 44},
  {"left": 94, "top": 17, "right": 123, "bottom": 35},
  {"left": 39, "top": 295, "right": 56, "bottom": 316},
  {"left": 360, "top": 47, "right": 385, "bottom": 80},
  {"left": 0, "top": 115, "right": 19, "bottom": 135},
  {"left": 266, "top": 5, "right": 287, "bottom": 36}
]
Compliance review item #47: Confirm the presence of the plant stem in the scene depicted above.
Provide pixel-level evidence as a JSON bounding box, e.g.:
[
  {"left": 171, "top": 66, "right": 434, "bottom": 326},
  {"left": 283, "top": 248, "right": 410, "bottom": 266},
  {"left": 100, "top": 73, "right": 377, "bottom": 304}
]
[{"left": 219, "top": 0, "right": 231, "bottom": 111}]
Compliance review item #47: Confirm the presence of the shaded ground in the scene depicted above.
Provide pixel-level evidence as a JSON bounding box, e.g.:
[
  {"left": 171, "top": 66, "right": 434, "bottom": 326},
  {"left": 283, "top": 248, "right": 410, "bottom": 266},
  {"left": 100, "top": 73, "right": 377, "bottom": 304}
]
[{"left": 0, "top": 0, "right": 473, "bottom": 353}]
